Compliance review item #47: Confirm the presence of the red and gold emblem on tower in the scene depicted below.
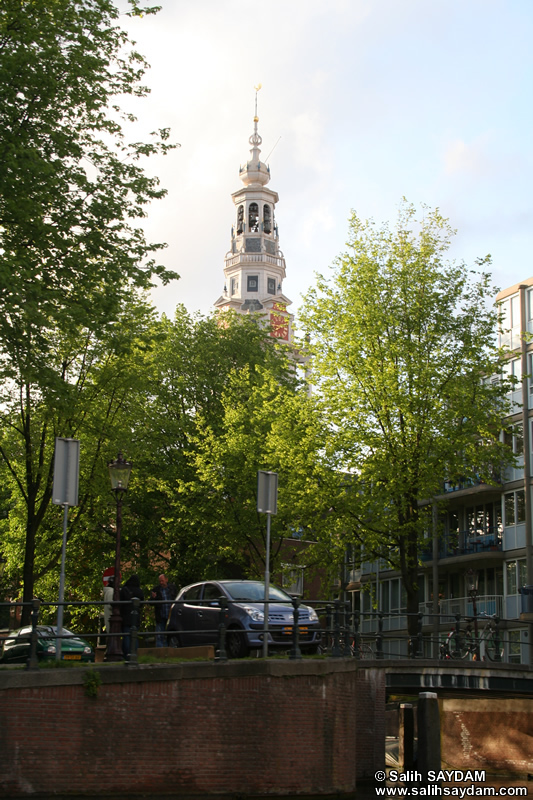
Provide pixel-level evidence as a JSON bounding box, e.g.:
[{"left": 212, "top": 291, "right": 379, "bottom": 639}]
[{"left": 270, "top": 302, "right": 289, "bottom": 340}]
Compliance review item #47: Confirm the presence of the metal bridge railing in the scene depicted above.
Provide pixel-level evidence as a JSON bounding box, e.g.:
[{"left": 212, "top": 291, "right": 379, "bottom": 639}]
[{"left": 0, "top": 598, "right": 528, "bottom": 668}]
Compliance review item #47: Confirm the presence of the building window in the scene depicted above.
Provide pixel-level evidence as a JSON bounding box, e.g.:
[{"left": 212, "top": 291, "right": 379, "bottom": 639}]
[
  {"left": 508, "top": 630, "right": 522, "bottom": 664},
  {"left": 466, "top": 502, "right": 502, "bottom": 536},
  {"left": 282, "top": 566, "right": 304, "bottom": 596},
  {"left": 267, "top": 277, "right": 276, "bottom": 295},
  {"left": 504, "top": 423, "right": 523, "bottom": 455},
  {"left": 263, "top": 204, "right": 272, "bottom": 234},
  {"left": 230, "top": 277, "right": 238, "bottom": 296},
  {"left": 506, "top": 559, "right": 526, "bottom": 596},
  {"left": 504, "top": 490, "right": 525, "bottom": 526},
  {"left": 248, "top": 203, "right": 259, "bottom": 233},
  {"left": 247, "top": 275, "right": 258, "bottom": 292},
  {"left": 503, "top": 357, "right": 521, "bottom": 388},
  {"left": 380, "top": 577, "right": 407, "bottom": 614},
  {"left": 498, "top": 293, "right": 521, "bottom": 349},
  {"left": 237, "top": 205, "right": 244, "bottom": 235}
]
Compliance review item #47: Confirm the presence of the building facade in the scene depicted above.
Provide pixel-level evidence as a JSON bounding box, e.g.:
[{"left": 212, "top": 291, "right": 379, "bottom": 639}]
[{"left": 355, "top": 280, "right": 533, "bottom": 664}]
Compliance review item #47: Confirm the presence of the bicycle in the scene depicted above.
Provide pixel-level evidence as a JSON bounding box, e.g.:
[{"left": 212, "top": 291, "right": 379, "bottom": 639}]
[{"left": 439, "top": 615, "right": 503, "bottom": 661}]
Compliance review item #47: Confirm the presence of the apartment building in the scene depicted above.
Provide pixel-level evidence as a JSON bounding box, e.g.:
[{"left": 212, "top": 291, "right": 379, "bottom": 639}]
[{"left": 354, "top": 279, "right": 533, "bottom": 664}]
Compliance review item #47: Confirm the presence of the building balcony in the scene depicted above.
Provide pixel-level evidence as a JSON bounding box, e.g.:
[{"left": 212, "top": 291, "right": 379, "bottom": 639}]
[
  {"left": 434, "top": 474, "right": 502, "bottom": 502},
  {"left": 420, "top": 527, "right": 503, "bottom": 562},
  {"left": 225, "top": 252, "right": 286, "bottom": 270},
  {"left": 439, "top": 594, "right": 503, "bottom": 620}
]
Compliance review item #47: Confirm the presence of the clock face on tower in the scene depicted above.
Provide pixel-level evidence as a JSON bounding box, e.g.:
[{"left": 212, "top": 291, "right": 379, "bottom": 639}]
[{"left": 270, "top": 303, "right": 289, "bottom": 340}]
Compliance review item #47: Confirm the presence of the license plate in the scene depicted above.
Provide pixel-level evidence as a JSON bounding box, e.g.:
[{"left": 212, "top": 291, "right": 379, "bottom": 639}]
[
  {"left": 63, "top": 654, "right": 81, "bottom": 660},
  {"left": 282, "top": 626, "right": 308, "bottom": 635}
]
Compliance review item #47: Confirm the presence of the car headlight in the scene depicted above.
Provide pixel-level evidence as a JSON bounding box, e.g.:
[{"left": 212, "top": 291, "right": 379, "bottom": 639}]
[
  {"left": 306, "top": 606, "right": 319, "bottom": 622},
  {"left": 83, "top": 646, "right": 92, "bottom": 655},
  {"left": 45, "top": 645, "right": 56, "bottom": 654},
  {"left": 242, "top": 605, "right": 264, "bottom": 623}
]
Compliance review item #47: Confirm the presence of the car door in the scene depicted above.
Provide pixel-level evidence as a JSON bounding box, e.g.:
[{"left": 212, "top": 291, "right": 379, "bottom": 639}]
[
  {"left": 194, "top": 583, "right": 224, "bottom": 645},
  {"left": 7, "top": 627, "right": 32, "bottom": 663},
  {"left": 175, "top": 584, "right": 204, "bottom": 646}
]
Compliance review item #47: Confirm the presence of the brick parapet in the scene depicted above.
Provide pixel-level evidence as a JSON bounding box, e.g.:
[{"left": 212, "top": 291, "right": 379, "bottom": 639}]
[{"left": 0, "top": 659, "right": 385, "bottom": 798}]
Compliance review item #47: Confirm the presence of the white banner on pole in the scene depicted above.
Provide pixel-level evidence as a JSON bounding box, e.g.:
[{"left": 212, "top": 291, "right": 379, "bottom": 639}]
[
  {"left": 257, "top": 470, "right": 278, "bottom": 515},
  {"left": 53, "top": 438, "right": 80, "bottom": 506}
]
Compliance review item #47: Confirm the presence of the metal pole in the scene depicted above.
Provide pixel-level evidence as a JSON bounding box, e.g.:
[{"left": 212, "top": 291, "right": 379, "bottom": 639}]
[
  {"left": 262, "top": 512, "right": 271, "bottom": 659},
  {"left": 56, "top": 503, "right": 69, "bottom": 660},
  {"left": 106, "top": 492, "right": 124, "bottom": 661},
  {"left": 432, "top": 501, "right": 440, "bottom": 659}
]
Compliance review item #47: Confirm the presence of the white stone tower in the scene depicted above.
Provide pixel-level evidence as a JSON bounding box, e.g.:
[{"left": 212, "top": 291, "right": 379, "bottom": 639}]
[{"left": 214, "top": 90, "right": 293, "bottom": 341}]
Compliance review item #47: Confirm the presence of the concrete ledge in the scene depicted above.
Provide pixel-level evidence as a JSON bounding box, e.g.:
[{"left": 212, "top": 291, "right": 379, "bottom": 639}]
[
  {"left": 0, "top": 655, "right": 365, "bottom": 690},
  {"left": 137, "top": 645, "right": 215, "bottom": 660}
]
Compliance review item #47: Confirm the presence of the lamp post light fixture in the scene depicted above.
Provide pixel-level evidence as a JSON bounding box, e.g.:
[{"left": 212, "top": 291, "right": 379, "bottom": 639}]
[{"left": 105, "top": 452, "right": 133, "bottom": 662}]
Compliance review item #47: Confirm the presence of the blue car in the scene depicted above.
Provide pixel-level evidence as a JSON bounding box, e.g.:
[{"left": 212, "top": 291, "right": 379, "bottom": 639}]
[{"left": 167, "top": 580, "right": 322, "bottom": 658}]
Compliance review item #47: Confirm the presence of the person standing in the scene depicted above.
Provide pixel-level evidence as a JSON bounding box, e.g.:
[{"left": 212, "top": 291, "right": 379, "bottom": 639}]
[
  {"left": 120, "top": 574, "right": 144, "bottom": 659},
  {"left": 150, "top": 574, "right": 176, "bottom": 647},
  {"left": 103, "top": 577, "right": 114, "bottom": 634}
]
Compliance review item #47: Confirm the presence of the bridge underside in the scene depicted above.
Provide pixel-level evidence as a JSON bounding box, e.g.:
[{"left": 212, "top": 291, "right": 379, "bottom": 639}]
[{"left": 380, "top": 658, "right": 533, "bottom": 696}]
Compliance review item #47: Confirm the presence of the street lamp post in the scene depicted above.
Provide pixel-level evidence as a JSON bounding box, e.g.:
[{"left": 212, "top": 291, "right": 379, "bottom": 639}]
[
  {"left": 466, "top": 568, "right": 480, "bottom": 660},
  {"left": 105, "top": 452, "right": 133, "bottom": 662}
]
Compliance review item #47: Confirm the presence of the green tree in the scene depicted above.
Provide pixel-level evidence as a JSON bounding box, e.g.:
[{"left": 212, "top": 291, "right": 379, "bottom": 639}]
[
  {"left": 0, "top": 295, "right": 158, "bottom": 619},
  {"left": 123, "top": 310, "right": 336, "bottom": 591},
  {"left": 301, "top": 202, "right": 515, "bottom": 635},
  {"left": 0, "top": 0, "right": 177, "bottom": 617}
]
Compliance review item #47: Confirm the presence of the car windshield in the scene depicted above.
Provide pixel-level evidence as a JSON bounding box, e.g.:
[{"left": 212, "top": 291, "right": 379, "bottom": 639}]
[
  {"left": 223, "top": 582, "right": 292, "bottom": 603},
  {"left": 36, "top": 627, "right": 76, "bottom": 638}
]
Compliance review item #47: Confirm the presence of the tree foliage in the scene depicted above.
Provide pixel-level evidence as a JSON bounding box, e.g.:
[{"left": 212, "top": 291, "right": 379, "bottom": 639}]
[
  {"left": 126, "top": 310, "right": 334, "bottom": 591},
  {"left": 0, "top": 0, "right": 177, "bottom": 380},
  {"left": 301, "top": 202, "right": 515, "bottom": 632},
  {"left": 0, "top": 0, "right": 178, "bottom": 618}
]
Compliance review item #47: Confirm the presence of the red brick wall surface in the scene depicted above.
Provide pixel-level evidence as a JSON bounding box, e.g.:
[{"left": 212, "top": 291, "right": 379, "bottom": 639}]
[{"left": 0, "top": 660, "right": 385, "bottom": 797}]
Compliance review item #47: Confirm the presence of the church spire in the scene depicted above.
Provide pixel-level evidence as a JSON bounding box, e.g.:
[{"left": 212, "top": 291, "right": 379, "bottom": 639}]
[
  {"left": 214, "top": 90, "right": 293, "bottom": 342},
  {"left": 240, "top": 85, "right": 270, "bottom": 189}
]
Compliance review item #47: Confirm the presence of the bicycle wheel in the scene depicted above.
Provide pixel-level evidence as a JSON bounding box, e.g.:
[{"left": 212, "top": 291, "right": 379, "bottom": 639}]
[
  {"left": 483, "top": 625, "right": 503, "bottom": 661},
  {"left": 449, "top": 628, "right": 473, "bottom": 659},
  {"left": 358, "top": 642, "right": 375, "bottom": 659}
]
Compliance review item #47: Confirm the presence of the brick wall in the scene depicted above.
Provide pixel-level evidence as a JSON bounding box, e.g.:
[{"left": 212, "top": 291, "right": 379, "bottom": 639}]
[{"left": 0, "top": 659, "right": 385, "bottom": 797}]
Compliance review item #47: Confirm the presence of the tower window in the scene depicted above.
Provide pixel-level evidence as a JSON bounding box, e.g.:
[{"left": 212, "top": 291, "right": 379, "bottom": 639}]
[
  {"left": 237, "top": 205, "right": 244, "bottom": 235},
  {"left": 267, "top": 277, "right": 276, "bottom": 295},
  {"left": 231, "top": 277, "right": 239, "bottom": 296},
  {"left": 247, "top": 275, "right": 259, "bottom": 292},
  {"left": 263, "top": 205, "right": 272, "bottom": 234},
  {"left": 249, "top": 203, "right": 259, "bottom": 233}
]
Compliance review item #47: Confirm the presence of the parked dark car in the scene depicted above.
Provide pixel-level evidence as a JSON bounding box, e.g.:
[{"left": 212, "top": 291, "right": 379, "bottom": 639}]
[
  {"left": 0, "top": 625, "right": 95, "bottom": 664},
  {"left": 167, "top": 579, "right": 321, "bottom": 658}
]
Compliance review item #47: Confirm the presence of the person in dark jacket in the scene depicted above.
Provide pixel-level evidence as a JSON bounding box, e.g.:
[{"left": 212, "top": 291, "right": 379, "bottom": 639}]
[
  {"left": 120, "top": 574, "right": 144, "bottom": 658},
  {"left": 150, "top": 574, "right": 176, "bottom": 647}
]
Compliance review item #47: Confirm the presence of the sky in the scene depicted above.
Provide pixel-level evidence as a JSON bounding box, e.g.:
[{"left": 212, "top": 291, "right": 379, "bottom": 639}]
[{"left": 117, "top": 0, "right": 533, "bottom": 323}]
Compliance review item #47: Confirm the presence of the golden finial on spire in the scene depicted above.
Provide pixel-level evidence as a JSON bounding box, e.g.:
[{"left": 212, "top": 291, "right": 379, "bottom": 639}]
[
  {"left": 253, "top": 83, "right": 262, "bottom": 122},
  {"left": 249, "top": 84, "right": 263, "bottom": 148}
]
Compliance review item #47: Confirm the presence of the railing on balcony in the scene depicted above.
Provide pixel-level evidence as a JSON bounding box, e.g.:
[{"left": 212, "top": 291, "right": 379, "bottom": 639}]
[
  {"left": 225, "top": 253, "right": 285, "bottom": 269},
  {"left": 439, "top": 594, "right": 503, "bottom": 619},
  {"left": 442, "top": 471, "right": 501, "bottom": 494},
  {"left": 420, "top": 527, "right": 503, "bottom": 561}
]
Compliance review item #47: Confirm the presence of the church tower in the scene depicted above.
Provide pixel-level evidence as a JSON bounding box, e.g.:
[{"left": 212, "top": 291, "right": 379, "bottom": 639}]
[{"left": 214, "top": 91, "right": 293, "bottom": 341}]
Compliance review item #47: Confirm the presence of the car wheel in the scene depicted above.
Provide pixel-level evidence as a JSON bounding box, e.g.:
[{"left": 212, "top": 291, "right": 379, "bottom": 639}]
[
  {"left": 226, "top": 626, "right": 248, "bottom": 658},
  {"left": 168, "top": 632, "right": 181, "bottom": 648}
]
